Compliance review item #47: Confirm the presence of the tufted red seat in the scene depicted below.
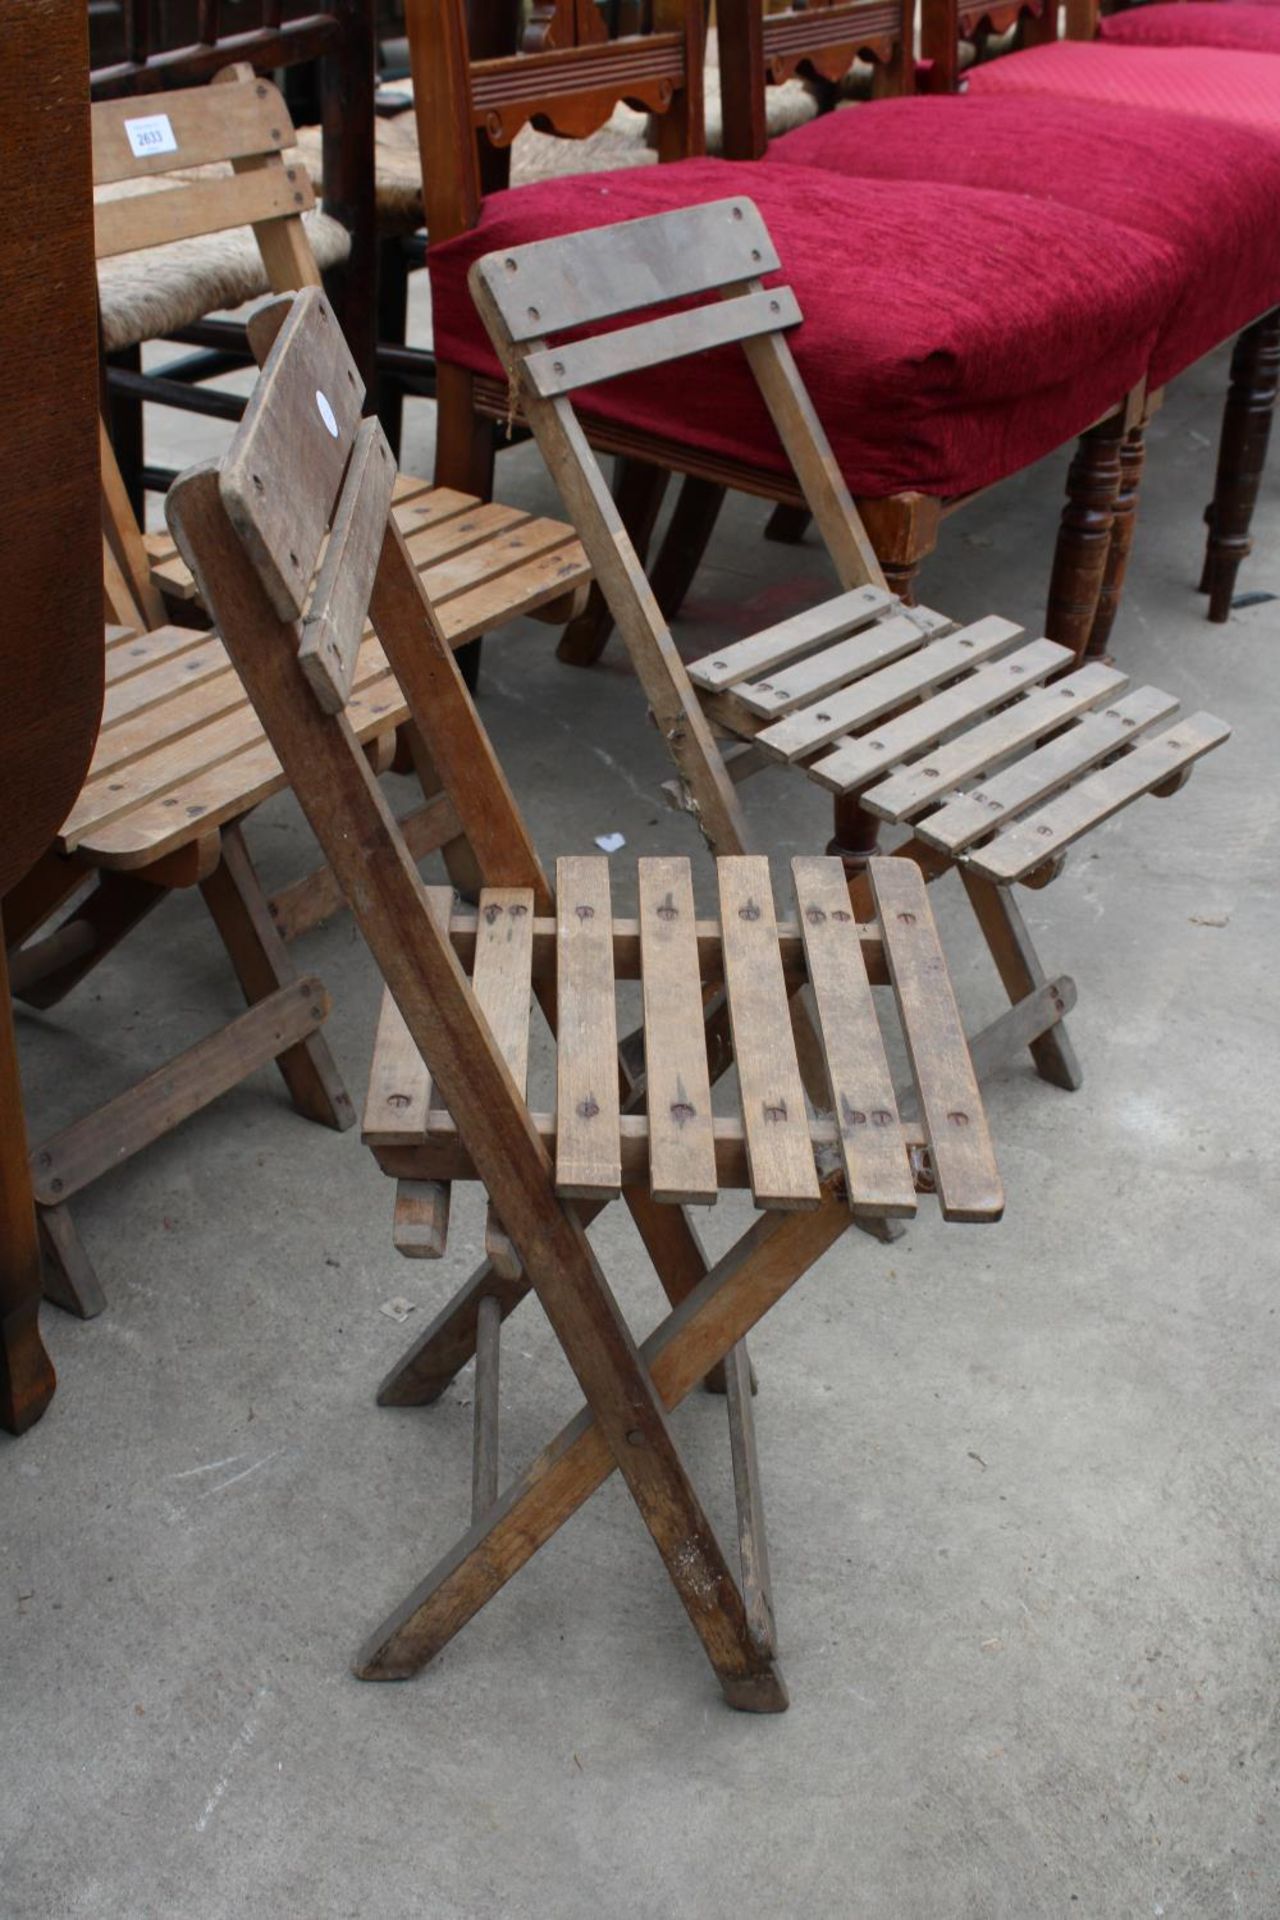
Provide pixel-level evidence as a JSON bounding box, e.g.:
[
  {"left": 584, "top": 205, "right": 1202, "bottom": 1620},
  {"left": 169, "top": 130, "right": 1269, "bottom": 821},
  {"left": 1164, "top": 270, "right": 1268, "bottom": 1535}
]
[
  {"left": 429, "top": 158, "right": 1180, "bottom": 501},
  {"left": 768, "top": 94, "right": 1280, "bottom": 388},
  {"left": 1099, "top": 2, "right": 1280, "bottom": 52},
  {"left": 963, "top": 40, "right": 1280, "bottom": 129}
]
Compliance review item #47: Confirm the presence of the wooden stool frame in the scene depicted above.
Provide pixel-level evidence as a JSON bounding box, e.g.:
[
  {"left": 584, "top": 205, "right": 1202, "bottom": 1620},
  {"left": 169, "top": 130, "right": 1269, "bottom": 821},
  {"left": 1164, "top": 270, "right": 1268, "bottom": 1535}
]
[{"left": 166, "top": 286, "right": 1004, "bottom": 1709}]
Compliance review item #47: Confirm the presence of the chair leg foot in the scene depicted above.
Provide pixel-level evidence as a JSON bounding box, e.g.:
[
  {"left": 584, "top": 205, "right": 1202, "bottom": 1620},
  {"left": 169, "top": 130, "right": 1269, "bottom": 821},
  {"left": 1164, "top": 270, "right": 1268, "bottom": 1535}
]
[
  {"left": 1201, "top": 308, "right": 1280, "bottom": 623},
  {"left": 763, "top": 502, "right": 810, "bottom": 546}
]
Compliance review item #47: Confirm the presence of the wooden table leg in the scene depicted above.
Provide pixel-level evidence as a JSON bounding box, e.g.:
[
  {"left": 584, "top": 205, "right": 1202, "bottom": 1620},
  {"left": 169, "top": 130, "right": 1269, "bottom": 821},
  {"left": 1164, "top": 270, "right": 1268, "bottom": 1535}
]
[{"left": 0, "top": 944, "right": 56, "bottom": 1434}]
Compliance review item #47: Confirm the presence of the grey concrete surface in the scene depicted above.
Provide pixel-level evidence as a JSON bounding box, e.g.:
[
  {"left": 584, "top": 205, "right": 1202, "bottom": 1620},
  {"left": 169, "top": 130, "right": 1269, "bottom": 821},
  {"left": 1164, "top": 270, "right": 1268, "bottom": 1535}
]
[{"left": 3, "top": 337, "right": 1277, "bottom": 1920}]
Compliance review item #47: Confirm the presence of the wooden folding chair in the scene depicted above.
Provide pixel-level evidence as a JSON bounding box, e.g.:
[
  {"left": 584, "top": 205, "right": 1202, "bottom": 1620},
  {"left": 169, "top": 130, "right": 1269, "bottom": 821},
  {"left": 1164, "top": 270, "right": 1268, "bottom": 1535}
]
[
  {"left": 469, "top": 198, "right": 1231, "bottom": 1100},
  {"left": 7, "top": 303, "right": 590, "bottom": 1320},
  {"left": 167, "top": 285, "right": 1005, "bottom": 1708}
]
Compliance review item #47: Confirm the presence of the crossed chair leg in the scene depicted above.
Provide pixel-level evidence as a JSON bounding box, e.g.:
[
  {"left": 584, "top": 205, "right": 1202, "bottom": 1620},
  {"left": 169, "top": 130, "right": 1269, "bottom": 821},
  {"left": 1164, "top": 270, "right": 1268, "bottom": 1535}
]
[
  {"left": 359, "top": 1184, "right": 853, "bottom": 1707},
  {"left": 14, "top": 823, "right": 355, "bottom": 1319}
]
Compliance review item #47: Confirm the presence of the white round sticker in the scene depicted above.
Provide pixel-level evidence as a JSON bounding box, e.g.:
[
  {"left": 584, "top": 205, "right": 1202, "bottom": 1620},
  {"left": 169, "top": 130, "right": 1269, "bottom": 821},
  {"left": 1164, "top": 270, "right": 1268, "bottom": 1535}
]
[{"left": 315, "top": 389, "right": 339, "bottom": 438}]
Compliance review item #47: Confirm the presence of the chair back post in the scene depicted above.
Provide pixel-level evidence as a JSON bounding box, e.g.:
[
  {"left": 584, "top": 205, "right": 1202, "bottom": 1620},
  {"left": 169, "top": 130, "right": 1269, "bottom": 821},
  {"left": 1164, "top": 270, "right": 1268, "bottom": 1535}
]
[
  {"left": 919, "top": 0, "right": 1059, "bottom": 94},
  {"left": 406, "top": 0, "right": 708, "bottom": 248},
  {"left": 719, "top": 0, "right": 914, "bottom": 162}
]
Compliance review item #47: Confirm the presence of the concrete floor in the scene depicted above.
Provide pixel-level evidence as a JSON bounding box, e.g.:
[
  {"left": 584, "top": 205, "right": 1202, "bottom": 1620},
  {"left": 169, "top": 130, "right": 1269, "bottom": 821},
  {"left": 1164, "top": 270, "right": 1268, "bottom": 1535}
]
[{"left": 3, "top": 337, "right": 1278, "bottom": 1919}]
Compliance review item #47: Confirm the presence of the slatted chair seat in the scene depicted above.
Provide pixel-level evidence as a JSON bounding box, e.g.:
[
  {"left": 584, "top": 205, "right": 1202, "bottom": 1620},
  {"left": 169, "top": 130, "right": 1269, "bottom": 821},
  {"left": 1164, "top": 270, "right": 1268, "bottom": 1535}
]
[
  {"left": 686, "top": 596, "right": 1229, "bottom": 887},
  {"left": 363, "top": 853, "right": 1002, "bottom": 1239},
  {"left": 166, "top": 284, "right": 1004, "bottom": 1711},
  {"left": 83, "top": 474, "right": 590, "bottom": 868}
]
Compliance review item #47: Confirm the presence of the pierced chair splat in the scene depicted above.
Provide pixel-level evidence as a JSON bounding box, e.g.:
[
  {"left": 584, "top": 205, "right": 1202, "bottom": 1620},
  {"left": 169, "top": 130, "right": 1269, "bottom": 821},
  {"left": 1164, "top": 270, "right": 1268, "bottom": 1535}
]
[{"left": 166, "top": 285, "right": 1003, "bottom": 1711}]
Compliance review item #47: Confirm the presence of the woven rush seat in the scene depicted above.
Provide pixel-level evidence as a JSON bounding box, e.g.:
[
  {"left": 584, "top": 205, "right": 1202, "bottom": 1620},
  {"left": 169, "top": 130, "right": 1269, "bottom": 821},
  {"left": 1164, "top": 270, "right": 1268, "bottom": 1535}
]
[
  {"left": 97, "top": 197, "right": 350, "bottom": 355},
  {"left": 686, "top": 591, "right": 1229, "bottom": 884},
  {"left": 364, "top": 853, "right": 1003, "bottom": 1226},
  {"left": 75, "top": 475, "right": 590, "bottom": 869}
]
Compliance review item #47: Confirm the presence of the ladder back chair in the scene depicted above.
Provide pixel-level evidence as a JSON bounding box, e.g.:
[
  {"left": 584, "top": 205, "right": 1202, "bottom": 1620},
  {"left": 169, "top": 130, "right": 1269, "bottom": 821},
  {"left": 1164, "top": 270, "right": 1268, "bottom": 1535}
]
[
  {"left": 166, "top": 285, "right": 1004, "bottom": 1709},
  {"left": 7, "top": 295, "right": 590, "bottom": 1319},
  {"left": 470, "top": 199, "right": 1230, "bottom": 1098},
  {"left": 91, "top": 0, "right": 376, "bottom": 498}
]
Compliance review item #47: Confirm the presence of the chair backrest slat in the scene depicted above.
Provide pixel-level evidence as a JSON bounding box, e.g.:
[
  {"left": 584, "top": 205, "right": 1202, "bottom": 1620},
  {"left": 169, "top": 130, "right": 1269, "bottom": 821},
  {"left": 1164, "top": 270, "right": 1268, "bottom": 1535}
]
[
  {"left": 518, "top": 286, "right": 804, "bottom": 399},
  {"left": 298, "top": 415, "right": 397, "bottom": 714},
  {"left": 219, "top": 287, "right": 365, "bottom": 620},
  {"left": 95, "top": 161, "right": 314, "bottom": 259},
  {"left": 471, "top": 199, "right": 782, "bottom": 344},
  {"left": 91, "top": 74, "right": 290, "bottom": 185}
]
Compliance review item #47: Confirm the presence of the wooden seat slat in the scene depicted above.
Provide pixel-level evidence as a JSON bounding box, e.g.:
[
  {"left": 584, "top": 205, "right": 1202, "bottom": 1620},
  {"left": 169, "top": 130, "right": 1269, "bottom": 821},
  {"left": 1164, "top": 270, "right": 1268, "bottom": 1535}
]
[
  {"left": 401, "top": 500, "right": 533, "bottom": 572},
  {"left": 91, "top": 666, "right": 246, "bottom": 776},
  {"left": 438, "top": 540, "right": 590, "bottom": 644},
  {"left": 870, "top": 859, "right": 1003, "bottom": 1224},
  {"left": 791, "top": 855, "right": 916, "bottom": 1218},
  {"left": 859, "top": 660, "right": 1128, "bottom": 823},
  {"left": 69, "top": 669, "right": 407, "bottom": 863},
  {"left": 102, "top": 635, "right": 232, "bottom": 726},
  {"left": 917, "top": 684, "right": 1182, "bottom": 856},
  {"left": 420, "top": 518, "right": 582, "bottom": 606},
  {"left": 638, "top": 857, "right": 718, "bottom": 1206},
  {"left": 809, "top": 637, "right": 1072, "bottom": 798},
  {"left": 362, "top": 890, "right": 455, "bottom": 1160},
  {"left": 472, "top": 888, "right": 536, "bottom": 1273},
  {"left": 104, "top": 623, "right": 210, "bottom": 686},
  {"left": 555, "top": 857, "right": 622, "bottom": 1199},
  {"left": 717, "top": 856, "right": 820, "bottom": 1211},
  {"left": 732, "top": 608, "right": 941, "bottom": 720},
  {"left": 968, "top": 714, "right": 1233, "bottom": 884},
  {"left": 70, "top": 635, "right": 397, "bottom": 843},
  {"left": 755, "top": 615, "right": 1024, "bottom": 764},
  {"left": 687, "top": 585, "right": 894, "bottom": 693}
]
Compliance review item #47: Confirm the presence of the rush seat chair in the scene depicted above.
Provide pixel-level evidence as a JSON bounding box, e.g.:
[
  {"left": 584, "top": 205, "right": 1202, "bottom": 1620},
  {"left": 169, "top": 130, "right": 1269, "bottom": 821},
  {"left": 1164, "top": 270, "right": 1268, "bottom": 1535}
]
[{"left": 165, "top": 285, "right": 1008, "bottom": 1709}]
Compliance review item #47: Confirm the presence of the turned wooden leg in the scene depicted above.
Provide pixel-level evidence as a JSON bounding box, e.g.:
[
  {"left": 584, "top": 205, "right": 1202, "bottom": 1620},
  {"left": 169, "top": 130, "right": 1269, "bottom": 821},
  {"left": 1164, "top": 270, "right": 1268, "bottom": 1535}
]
[
  {"left": 0, "top": 945, "right": 56, "bottom": 1432},
  {"left": 827, "top": 790, "right": 881, "bottom": 878},
  {"left": 557, "top": 457, "right": 670, "bottom": 667},
  {"left": 1200, "top": 308, "right": 1280, "bottom": 622},
  {"left": 882, "top": 557, "right": 920, "bottom": 606},
  {"left": 1046, "top": 412, "right": 1126, "bottom": 663},
  {"left": 1086, "top": 423, "right": 1146, "bottom": 661},
  {"left": 650, "top": 476, "right": 726, "bottom": 621}
]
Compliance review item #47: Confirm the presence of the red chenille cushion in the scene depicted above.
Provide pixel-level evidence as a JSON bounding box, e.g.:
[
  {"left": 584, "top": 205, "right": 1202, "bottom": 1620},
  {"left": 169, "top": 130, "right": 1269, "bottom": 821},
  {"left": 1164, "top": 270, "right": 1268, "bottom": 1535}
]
[
  {"left": 428, "top": 160, "right": 1179, "bottom": 500},
  {"left": 1100, "top": 3, "right": 1280, "bottom": 50},
  {"left": 964, "top": 40, "right": 1280, "bottom": 128},
  {"left": 768, "top": 94, "right": 1280, "bottom": 386}
]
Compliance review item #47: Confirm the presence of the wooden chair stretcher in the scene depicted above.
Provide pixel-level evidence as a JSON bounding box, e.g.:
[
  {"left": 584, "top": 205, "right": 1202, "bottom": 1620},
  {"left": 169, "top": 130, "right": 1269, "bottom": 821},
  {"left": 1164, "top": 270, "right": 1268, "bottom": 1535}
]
[
  {"left": 166, "top": 285, "right": 1004, "bottom": 1709},
  {"left": 468, "top": 197, "right": 1230, "bottom": 1101}
]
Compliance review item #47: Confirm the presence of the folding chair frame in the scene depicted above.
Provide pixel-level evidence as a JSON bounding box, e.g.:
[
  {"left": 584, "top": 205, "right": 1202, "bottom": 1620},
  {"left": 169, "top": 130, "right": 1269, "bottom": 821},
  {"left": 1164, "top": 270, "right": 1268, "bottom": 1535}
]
[{"left": 167, "top": 287, "right": 1003, "bottom": 1709}]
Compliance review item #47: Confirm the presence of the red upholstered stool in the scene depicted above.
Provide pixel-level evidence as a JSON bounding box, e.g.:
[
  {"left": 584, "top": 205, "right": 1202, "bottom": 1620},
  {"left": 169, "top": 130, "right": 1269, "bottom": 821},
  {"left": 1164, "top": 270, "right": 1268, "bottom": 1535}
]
[
  {"left": 767, "top": 94, "right": 1280, "bottom": 390},
  {"left": 428, "top": 156, "right": 1179, "bottom": 503},
  {"left": 1100, "top": 2, "right": 1280, "bottom": 51}
]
